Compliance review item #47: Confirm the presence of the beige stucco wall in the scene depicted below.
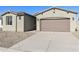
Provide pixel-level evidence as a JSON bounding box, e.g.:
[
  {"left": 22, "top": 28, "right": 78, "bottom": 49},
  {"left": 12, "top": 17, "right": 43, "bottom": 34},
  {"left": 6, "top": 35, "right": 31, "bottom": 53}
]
[
  {"left": 24, "top": 15, "right": 36, "bottom": 31},
  {"left": 2, "top": 13, "right": 17, "bottom": 32},
  {"left": 16, "top": 16, "right": 24, "bottom": 32},
  {"left": 76, "top": 21, "right": 79, "bottom": 31},
  {"left": 36, "top": 9, "right": 77, "bottom": 32},
  {"left": 69, "top": 13, "right": 77, "bottom": 32}
]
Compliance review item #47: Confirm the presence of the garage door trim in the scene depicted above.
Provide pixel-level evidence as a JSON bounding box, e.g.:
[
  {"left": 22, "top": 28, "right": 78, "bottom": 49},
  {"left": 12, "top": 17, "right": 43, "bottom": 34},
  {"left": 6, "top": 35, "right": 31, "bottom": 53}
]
[{"left": 40, "top": 17, "right": 70, "bottom": 32}]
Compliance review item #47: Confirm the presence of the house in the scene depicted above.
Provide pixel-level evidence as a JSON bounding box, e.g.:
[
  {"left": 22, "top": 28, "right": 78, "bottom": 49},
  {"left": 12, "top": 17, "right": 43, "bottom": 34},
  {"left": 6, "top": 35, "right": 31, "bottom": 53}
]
[
  {"left": 1, "top": 11, "right": 36, "bottom": 32},
  {"left": 34, "top": 7, "right": 78, "bottom": 32}
]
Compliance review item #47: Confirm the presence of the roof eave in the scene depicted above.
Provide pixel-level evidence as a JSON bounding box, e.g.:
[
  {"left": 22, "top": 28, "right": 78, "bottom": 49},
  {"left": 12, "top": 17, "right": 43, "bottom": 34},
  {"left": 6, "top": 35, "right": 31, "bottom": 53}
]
[
  {"left": 1, "top": 12, "right": 17, "bottom": 16},
  {"left": 34, "top": 7, "right": 78, "bottom": 16}
]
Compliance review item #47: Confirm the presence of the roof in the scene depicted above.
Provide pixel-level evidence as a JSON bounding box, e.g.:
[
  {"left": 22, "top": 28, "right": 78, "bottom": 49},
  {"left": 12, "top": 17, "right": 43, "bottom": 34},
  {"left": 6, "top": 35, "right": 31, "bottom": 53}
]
[
  {"left": 1, "top": 11, "right": 35, "bottom": 18},
  {"left": 34, "top": 7, "right": 78, "bottom": 16},
  {"left": 41, "top": 17, "right": 70, "bottom": 20}
]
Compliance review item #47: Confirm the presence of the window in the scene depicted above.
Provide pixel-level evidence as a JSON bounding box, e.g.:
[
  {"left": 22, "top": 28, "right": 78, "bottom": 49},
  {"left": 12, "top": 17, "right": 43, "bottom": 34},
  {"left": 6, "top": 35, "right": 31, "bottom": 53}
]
[
  {"left": 6, "top": 16, "right": 12, "bottom": 25},
  {"left": 53, "top": 9, "right": 55, "bottom": 13},
  {"left": 19, "top": 16, "right": 21, "bottom": 20}
]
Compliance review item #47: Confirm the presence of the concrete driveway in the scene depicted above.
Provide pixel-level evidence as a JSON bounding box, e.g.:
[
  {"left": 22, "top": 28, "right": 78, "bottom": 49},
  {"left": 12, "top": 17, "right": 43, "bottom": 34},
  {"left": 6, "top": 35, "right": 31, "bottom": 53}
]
[{"left": 10, "top": 32, "right": 79, "bottom": 52}]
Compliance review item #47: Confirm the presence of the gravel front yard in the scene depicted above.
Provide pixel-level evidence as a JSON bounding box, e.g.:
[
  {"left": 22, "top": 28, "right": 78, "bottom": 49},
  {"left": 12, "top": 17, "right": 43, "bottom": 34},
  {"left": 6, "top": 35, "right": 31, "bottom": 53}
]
[{"left": 0, "top": 31, "right": 35, "bottom": 48}]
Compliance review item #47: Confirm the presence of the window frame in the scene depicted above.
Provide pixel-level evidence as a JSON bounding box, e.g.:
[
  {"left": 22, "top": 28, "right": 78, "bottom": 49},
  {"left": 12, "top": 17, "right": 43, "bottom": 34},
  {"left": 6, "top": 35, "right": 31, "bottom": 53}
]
[{"left": 6, "top": 16, "right": 12, "bottom": 25}]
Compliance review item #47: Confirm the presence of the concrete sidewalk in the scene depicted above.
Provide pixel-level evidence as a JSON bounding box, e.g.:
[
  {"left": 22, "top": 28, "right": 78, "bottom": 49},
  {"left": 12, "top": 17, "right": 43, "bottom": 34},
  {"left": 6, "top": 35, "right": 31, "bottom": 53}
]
[{"left": 10, "top": 32, "right": 79, "bottom": 52}]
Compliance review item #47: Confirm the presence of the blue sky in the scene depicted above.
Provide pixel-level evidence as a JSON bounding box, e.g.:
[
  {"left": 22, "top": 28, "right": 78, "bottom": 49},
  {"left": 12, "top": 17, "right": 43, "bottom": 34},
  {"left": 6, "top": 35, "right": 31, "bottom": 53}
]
[{"left": 0, "top": 6, "right": 79, "bottom": 15}]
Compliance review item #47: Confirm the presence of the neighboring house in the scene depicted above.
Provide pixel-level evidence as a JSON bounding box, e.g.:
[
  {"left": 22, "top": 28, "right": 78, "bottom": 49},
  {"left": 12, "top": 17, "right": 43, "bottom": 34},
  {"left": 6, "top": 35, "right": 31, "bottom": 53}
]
[
  {"left": 34, "top": 7, "right": 78, "bottom": 32},
  {"left": 1, "top": 12, "right": 36, "bottom": 32}
]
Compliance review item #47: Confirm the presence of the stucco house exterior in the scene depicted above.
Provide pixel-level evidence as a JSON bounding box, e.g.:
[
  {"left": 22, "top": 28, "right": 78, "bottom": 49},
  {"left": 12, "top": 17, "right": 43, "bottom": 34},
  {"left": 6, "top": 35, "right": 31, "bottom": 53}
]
[
  {"left": 34, "top": 7, "right": 78, "bottom": 32},
  {"left": 76, "top": 21, "right": 79, "bottom": 31},
  {"left": 2, "top": 11, "right": 36, "bottom": 32}
]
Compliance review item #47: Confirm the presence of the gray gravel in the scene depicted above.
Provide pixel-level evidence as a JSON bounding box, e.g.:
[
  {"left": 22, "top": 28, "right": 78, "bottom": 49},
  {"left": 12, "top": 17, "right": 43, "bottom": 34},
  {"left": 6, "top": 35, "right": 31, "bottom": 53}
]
[{"left": 0, "top": 31, "right": 35, "bottom": 48}]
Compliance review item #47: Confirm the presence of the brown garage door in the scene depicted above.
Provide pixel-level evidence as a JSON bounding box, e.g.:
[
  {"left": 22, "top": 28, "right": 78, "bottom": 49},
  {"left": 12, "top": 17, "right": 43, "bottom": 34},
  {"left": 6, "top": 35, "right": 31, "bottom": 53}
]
[{"left": 40, "top": 19, "right": 70, "bottom": 32}]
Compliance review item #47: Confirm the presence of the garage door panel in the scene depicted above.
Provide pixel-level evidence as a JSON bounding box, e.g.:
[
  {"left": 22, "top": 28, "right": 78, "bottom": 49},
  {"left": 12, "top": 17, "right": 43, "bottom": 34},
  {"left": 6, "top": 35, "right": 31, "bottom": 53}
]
[{"left": 40, "top": 19, "right": 70, "bottom": 32}]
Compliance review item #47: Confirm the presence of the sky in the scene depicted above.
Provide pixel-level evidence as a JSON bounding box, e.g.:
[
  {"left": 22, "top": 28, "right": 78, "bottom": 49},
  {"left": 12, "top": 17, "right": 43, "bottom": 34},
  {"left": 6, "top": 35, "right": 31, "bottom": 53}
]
[{"left": 0, "top": 6, "right": 79, "bottom": 15}]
